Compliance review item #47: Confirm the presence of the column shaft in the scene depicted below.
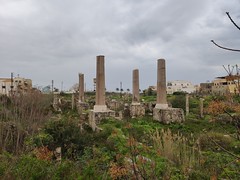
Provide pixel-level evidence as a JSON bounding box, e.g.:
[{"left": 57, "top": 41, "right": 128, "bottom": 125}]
[
  {"left": 156, "top": 59, "right": 168, "bottom": 108},
  {"left": 132, "top": 69, "right": 140, "bottom": 103},
  {"left": 79, "top": 73, "right": 84, "bottom": 102},
  {"left": 95, "top": 56, "right": 105, "bottom": 105}
]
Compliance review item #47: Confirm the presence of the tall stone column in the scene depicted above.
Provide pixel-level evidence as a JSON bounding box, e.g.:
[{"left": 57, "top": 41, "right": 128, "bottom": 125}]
[
  {"left": 200, "top": 98, "right": 204, "bottom": 118},
  {"left": 71, "top": 93, "right": 75, "bottom": 110},
  {"left": 130, "top": 69, "right": 145, "bottom": 118},
  {"left": 78, "top": 73, "right": 84, "bottom": 102},
  {"left": 153, "top": 58, "right": 185, "bottom": 123},
  {"left": 132, "top": 69, "right": 140, "bottom": 104},
  {"left": 186, "top": 94, "right": 189, "bottom": 116},
  {"left": 94, "top": 55, "right": 107, "bottom": 112},
  {"left": 155, "top": 59, "right": 168, "bottom": 109}
]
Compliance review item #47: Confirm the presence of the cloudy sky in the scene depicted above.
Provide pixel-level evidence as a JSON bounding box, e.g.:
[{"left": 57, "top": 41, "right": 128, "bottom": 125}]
[{"left": 0, "top": 0, "right": 240, "bottom": 91}]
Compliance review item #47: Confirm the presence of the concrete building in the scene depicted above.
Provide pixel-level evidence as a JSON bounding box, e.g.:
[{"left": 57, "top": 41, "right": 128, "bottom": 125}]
[
  {"left": 0, "top": 77, "right": 32, "bottom": 96},
  {"left": 148, "top": 80, "right": 196, "bottom": 95},
  {"left": 167, "top": 80, "right": 196, "bottom": 94},
  {"left": 199, "top": 83, "right": 213, "bottom": 94},
  {"left": 212, "top": 76, "right": 239, "bottom": 95}
]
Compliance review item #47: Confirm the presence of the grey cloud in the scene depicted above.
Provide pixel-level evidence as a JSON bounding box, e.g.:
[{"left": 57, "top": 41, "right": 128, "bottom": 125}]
[{"left": 0, "top": 0, "right": 240, "bottom": 90}]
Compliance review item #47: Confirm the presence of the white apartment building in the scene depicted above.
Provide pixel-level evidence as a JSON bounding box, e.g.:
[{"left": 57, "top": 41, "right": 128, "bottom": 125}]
[
  {"left": 167, "top": 80, "right": 196, "bottom": 94},
  {"left": 148, "top": 80, "right": 196, "bottom": 94}
]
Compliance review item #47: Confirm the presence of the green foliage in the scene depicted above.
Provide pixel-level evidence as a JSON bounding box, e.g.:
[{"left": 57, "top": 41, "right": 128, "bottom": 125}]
[
  {"left": 0, "top": 92, "right": 52, "bottom": 154},
  {"left": 1, "top": 92, "right": 240, "bottom": 179},
  {"left": 43, "top": 118, "right": 86, "bottom": 159},
  {"left": 141, "top": 95, "right": 156, "bottom": 102},
  {"left": 0, "top": 152, "right": 15, "bottom": 179},
  {"left": 169, "top": 94, "right": 186, "bottom": 110},
  {"left": 79, "top": 146, "right": 112, "bottom": 179},
  {"left": 202, "top": 151, "right": 240, "bottom": 179},
  {"left": 14, "top": 155, "right": 51, "bottom": 179},
  {"left": 199, "top": 132, "right": 236, "bottom": 152},
  {"left": 173, "top": 91, "right": 187, "bottom": 95},
  {"left": 25, "top": 132, "right": 54, "bottom": 149},
  {"left": 52, "top": 160, "right": 81, "bottom": 180}
]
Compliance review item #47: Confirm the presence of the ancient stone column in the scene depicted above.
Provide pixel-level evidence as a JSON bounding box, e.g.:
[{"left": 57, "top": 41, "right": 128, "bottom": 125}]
[
  {"left": 132, "top": 69, "right": 140, "bottom": 104},
  {"left": 94, "top": 55, "right": 107, "bottom": 112},
  {"left": 78, "top": 73, "right": 84, "bottom": 102},
  {"left": 155, "top": 59, "right": 168, "bottom": 109},
  {"left": 200, "top": 98, "right": 204, "bottom": 118},
  {"left": 186, "top": 94, "right": 189, "bottom": 116},
  {"left": 71, "top": 93, "right": 75, "bottom": 110}
]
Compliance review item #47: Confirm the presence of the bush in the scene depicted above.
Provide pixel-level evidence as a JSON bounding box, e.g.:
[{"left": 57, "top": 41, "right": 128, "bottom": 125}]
[
  {"left": 0, "top": 152, "right": 15, "bottom": 179},
  {"left": 198, "top": 132, "right": 234, "bottom": 151},
  {"left": 169, "top": 94, "right": 186, "bottom": 110},
  {"left": 14, "top": 155, "right": 52, "bottom": 179},
  {"left": 43, "top": 118, "right": 85, "bottom": 159}
]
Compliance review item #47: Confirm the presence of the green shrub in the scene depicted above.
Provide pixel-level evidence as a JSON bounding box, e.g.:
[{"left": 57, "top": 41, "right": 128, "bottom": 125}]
[
  {"left": 14, "top": 155, "right": 52, "bottom": 179},
  {"left": 202, "top": 151, "right": 240, "bottom": 179},
  {"left": 52, "top": 160, "right": 80, "bottom": 180},
  {"left": 0, "top": 152, "right": 13, "bottom": 178},
  {"left": 43, "top": 118, "right": 86, "bottom": 159},
  {"left": 199, "top": 132, "right": 234, "bottom": 151}
]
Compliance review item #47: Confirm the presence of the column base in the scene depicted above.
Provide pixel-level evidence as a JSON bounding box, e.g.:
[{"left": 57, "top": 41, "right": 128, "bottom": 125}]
[
  {"left": 93, "top": 105, "right": 108, "bottom": 112},
  {"left": 130, "top": 103, "right": 145, "bottom": 118},
  {"left": 155, "top": 103, "right": 168, "bottom": 109},
  {"left": 153, "top": 107, "right": 185, "bottom": 124}
]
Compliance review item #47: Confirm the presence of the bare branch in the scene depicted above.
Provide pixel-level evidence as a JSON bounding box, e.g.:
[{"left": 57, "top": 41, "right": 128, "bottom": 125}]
[
  {"left": 211, "top": 40, "right": 240, "bottom": 52},
  {"left": 207, "top": 134, "right": 240, "bottom": 159},
  {"left": 226, "top": 12, "right": 240, "bottom": 31}
]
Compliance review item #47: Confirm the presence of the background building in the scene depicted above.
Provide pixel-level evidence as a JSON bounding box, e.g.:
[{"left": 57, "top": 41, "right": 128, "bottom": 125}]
[
  {"left": 148, "top": 80, "right": 196, "bottom": 95},
  {"left": 0, "top": 77, "right": 32, "bottom": 96},
  {"left": 166, "top": 80, "right": 196, "bottom": 94},
  {"left": 212, "top": 76, "right": 239, "bottom": 95}
]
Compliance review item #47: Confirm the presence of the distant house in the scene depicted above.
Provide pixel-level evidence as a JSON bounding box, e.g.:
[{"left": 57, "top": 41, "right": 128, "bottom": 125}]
[
  {"left": 148, "top": 80, "right": 196, "bottom": 94},
  {"left": 0, "top": 77, "right": 32, "bottom": 96},
  {"left": 199, "top": 82, "right": 213, "bottom": 94},
  {"left": 212, "top": 76, "right": 239, "bottom": 95},
  {"left": 166, "top": 80, "right": 196, "bottom": 94}
]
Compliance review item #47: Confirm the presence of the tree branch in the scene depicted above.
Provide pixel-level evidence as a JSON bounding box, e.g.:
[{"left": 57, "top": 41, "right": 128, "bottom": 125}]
[
  {"left": 207, "top": 134, "right": 240, "bottom": 159},
  {"left": 211, "top": 40, "right": 240, "bottom": 52},
  {"left": 226, "top": 12, "right": 240, "bottom": 31}
]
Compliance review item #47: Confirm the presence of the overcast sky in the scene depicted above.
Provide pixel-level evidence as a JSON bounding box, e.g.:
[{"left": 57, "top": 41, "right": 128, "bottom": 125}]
[{"left": 0, "top": 0, "right": 240, "bottom": 91}]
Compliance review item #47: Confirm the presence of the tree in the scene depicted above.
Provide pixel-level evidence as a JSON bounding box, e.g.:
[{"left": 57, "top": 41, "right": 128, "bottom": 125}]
[{"left": 211, "top": 12, "right": 240, "bottom": 52}]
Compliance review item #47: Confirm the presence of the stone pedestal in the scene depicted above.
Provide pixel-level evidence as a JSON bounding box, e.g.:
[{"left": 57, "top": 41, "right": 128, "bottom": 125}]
[
  {"left": 155, "top": 103, "right": 168, "bottom": 109},
  {"left": 93, "top": 105, "right": 108, "bottom": 112},
  {"left": 153, "top": 108, "right": 185, "bottom": 124},
  {"left": 108, "top": 99, "right": 121, "bottom": 111},
  {"left": 89, "top": 110, "right": 115, "bottom": 131},
  {"left": 130, "top": 103, "right": 145, "bottom": 118},
  {"left": 77, "top": 102, "right": 89, "bottom": 114}
]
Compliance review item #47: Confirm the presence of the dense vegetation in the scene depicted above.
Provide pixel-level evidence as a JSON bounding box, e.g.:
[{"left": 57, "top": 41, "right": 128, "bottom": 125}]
[{"left": 0, "top": 91, "right": 239, "bottom": 179}]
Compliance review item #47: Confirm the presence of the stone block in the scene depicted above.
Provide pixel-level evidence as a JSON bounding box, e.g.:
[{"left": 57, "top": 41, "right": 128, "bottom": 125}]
[
  {"left": 77, "top": 102, "right": 89, "bottom": 114},
  {"left": 89, "top": 110, "right": 115, "bottom": 131},
  {"left": 130, "top": 103, "right": 145, "bottom": 118},
  {"left": 153, "top": 108, "right": 185, "bottom": 124}
]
